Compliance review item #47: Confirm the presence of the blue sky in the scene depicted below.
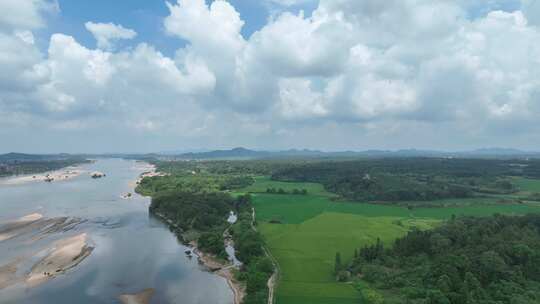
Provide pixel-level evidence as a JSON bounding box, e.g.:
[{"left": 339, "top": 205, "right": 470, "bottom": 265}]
[
  {"left": 40, "top": 0, "right": 318, "bottom": 56},
  {"left": 1, "top": 0, "right": 539, "bottom": 153}
]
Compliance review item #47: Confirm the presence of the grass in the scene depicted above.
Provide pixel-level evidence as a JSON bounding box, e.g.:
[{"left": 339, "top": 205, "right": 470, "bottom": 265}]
[
  {"left": 253, "top": 194, "right": 332, "bottom": 224},
  {"left": 260, "top": 213, "right": 425, "bottom": 304},
  {"left": 276, "top": 282, "right": 360, "bottom": 304},
  {"left": 513, "top": 177, "right": 540, "bottom": 193},
  {"left": 247, "top": 177, "right": 540, "bottom": 304}
]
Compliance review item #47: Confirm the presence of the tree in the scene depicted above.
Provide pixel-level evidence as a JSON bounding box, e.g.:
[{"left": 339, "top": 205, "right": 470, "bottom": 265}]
[
  {"left": 463, "top": 272, "right": 486, "bottom": 303},
  {"left": 436, "top": 274, "right": 452, "bottom": 293},
  {"left": 477, "top": 250, "right": 507, "bottom": 283},
  {"left": 427, "top": 290, "right": 451, "bottom": 304},
  {"left": 337, "top": 270, "right": 350, "bottom": 282},
  {"left": 335, "top": 252, "right": 342, "bottom": 274},
  {"left": 361, "top": 287, "right": 384, "bottom": 304},
  {"left": 246, "top": 271, "right": 267, "bottom": 293},
  {"left": 430, "top": 233, "right": 451, "bottom": 254}
]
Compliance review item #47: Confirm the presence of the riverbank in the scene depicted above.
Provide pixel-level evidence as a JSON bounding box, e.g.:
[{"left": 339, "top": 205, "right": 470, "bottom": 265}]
[
  {"left": 152, "top": 210, "right": 245, "bottom": 304},
  {"left": 0, "top": 167, "right": 84, "bottom": 185},
  {"left": 128, "top": 163, "right": 168, "bottom": 190},
  {"left": 190, "top": 240, "right": 245, "bottom": 304}
]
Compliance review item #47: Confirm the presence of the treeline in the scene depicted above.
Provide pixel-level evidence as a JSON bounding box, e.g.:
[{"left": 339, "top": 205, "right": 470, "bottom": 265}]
[
  {"left": 271, "top": 158, "right": 535, "bottom": 202},
  {"left": 0, "top": 158, "right": 90, "bottom": 177},
  {"left": 154, "top": 159, "right": 309, "bottom": 176},
  {"left": 150, "top": 191, "right": 235, "bottom": 232},
  {"left": 347, "top": 214, "right": 540, "bottom": 303},
  {"left": 266, "top": 187, "right": 308, "bottom": 195},
  {"left": 136, "top": 174, "right": 254, "bottom": 196},
  {"left": 273, "top": 158, "right": 540, "bottom": 179}
]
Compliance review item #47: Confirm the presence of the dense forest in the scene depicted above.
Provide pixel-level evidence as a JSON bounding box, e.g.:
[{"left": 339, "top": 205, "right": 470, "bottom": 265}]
[
  {"left": 271, "top": 158, "right": 540, "bottom": 202},
  {"left": 349, "top": 214, "right": 540, "bottom": 304},
  {"left": 137, "top": 173, "right": 254, "bottom": 196},
  {"left": 144, "top": 182, "right": 272, "bottom": 304},
  {"left": 150, "top": 191, "right": 235, "bottom": 232}
]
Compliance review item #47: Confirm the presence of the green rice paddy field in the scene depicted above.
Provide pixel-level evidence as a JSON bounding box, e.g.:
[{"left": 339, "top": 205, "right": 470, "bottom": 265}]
[
  {"left": 513, "top": 176, "right": 540, "bottom": 194},
  {"left": 242, "top": 177, "right": 540, "bottom": 304}
]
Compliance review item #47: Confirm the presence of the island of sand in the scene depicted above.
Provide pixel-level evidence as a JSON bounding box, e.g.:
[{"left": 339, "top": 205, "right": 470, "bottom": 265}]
[
  {"left": 119, "top": 288, "right": 155, "bottom": 304},
  {"left": 0, "top": 214, "right": 93, "bottom": 290},
  {"left": 0, "top": 213, "right": 43, "bottom": 242},
  {"left": 0, "top": 168, "right": 84, "bottom": 185},
  {"left": 27, "top": 233, "right": 94, "bottom": 286}
]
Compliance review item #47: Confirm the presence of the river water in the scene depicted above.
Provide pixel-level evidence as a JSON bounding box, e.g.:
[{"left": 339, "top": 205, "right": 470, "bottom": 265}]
[{"left": 0, "top": 158, "right": 233, "bottom": 304}]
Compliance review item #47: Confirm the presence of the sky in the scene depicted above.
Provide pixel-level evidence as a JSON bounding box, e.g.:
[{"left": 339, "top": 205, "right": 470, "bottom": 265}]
[{"left": 1, "top": 0, "right": 540, "bottom": 153}]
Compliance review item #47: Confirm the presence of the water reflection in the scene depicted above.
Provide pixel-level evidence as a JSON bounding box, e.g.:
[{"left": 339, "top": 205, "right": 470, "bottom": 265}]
[{"left": 0, "top": 159, "right": 233, "bottom": 304}]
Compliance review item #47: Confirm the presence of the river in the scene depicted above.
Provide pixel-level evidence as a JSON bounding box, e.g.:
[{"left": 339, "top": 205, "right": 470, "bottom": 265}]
[{"left": 0, "top": 158, "right": 233, "bottom": 304}]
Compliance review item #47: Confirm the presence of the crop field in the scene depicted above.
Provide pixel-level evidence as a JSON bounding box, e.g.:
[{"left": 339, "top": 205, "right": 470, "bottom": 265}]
[
  {"left": 513, "top": 177, "right": 540, "bottom": 193},
  {"left": 259, "top": 213, "right": 432, "bottom": 304},
  {"left": 248, "top": 177, "right": 540, "bottom": 304}
]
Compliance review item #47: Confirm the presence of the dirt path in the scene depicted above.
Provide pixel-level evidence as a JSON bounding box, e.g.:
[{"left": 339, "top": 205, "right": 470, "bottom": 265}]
[{"left": 251, "top": 208, "right": 279, "bottom": 304}]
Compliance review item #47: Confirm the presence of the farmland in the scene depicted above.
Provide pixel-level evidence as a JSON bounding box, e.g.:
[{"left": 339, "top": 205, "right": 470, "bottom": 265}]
[
  {"left": 140, "top": 158, "right": 540, "bottom": 304},
  {"left": 243, "top": 177, "right": 540, "bottom": 304}
]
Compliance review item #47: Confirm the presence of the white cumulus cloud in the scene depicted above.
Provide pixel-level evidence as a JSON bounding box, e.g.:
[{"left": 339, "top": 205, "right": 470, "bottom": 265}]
[
  {"left": 0, "top": 0, "right": 58, "bottom": 30},
  {"left": 2, "top": 0, "right": 540, "bottom": 151},
  {"left": 85, "top": 22, "right": 137, "bottom": 50}
]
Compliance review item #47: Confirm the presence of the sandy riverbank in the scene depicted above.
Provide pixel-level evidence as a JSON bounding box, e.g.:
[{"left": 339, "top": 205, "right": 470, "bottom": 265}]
[
  {"left": 0, "top": 213, "right": 92, "bottom": 290},
  {"left": 0, "top": 213, "right": 44, "bottom": 242},
  {"left": 0, "top": 259, "right": 22, "bottom": 290},
  {"left": 119, "top": 288, "right": 155, "bottom": 304},
  {"left": 152, "top": 210, "right": 245, "bottom": 304},
  {"left": 190, "top": 241, "right": 246, "bottom": 304},
  {"left": 0, "top": 168, "right": 84, "bottom": 185},
  {"left": 128, "top": 163, "right": 169, "bottom": 189},
  {"left": 26, "top": 233, "right": 94, "bottom": 286},
  {"left": 0, "top": 213, "right": 83, "bottom": 243}
]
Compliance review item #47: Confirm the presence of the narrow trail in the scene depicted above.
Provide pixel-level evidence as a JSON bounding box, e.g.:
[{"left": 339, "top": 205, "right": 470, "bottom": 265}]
[
  {"left": 222, "top": 223, "right": 244, "bottom": 304},
  {"left": 251, "top": 208, "right": 279, "bottom": 304}
]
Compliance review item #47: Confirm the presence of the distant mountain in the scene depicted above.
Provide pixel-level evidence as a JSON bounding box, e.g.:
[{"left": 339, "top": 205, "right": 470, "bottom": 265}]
[
  {"left": 157, "top": 149, "right": 209, "bottom": 156},
  {"left": 3, "top": 147, "right": 538, "bottom": 162},
  {"left": 172, "top": 147, "right": 540, "bottom": 160},
  {"left": 464, "top": 148, "right": 533, "bottom": 156},
  {"left": 177, "top": 147, "right": 269, "bottom": 159}
]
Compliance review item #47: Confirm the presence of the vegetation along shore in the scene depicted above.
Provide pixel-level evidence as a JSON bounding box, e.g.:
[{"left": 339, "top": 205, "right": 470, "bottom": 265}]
[{"left": 136, "top": 157, "right": 540, "bottom": 304}]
